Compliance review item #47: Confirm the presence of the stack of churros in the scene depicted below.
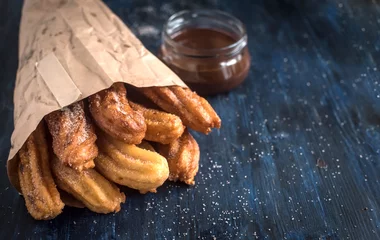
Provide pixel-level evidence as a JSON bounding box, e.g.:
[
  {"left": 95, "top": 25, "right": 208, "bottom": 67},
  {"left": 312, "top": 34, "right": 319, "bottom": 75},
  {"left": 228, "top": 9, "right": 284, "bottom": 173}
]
[{"left": 12, "top": 83, "right": 221, "bottom": 220}]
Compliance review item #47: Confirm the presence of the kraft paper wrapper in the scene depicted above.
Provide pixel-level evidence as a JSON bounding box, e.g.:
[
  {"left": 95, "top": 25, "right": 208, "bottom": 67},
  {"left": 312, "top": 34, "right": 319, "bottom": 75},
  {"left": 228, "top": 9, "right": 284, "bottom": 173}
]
[{"left": 7, "top": 0, "right": 186, "bottom": 190}]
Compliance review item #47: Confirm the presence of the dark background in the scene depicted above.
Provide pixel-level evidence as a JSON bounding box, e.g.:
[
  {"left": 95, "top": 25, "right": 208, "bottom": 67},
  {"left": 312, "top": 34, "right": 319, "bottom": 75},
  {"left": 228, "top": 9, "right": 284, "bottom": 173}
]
[{"left": 1, "top": 0, "right": 380, "bottom": 239}]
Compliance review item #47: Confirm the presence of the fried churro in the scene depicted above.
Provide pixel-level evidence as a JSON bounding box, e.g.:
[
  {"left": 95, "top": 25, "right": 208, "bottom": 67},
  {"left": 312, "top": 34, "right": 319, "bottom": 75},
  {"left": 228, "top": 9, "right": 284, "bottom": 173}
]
[
  {"left": 18, "top": 122, "right": 64, "bottom": 220},
  {"left": 139, "top": 86, "right": 221, "bottom": 134},
  {"left": 156, "top": 130, "right": 200, "bottom": 185},
  {"left": 89, "top": 83, "right": 146, "bottom": 144},
  {"left": 45, "top": 101, "right": 98, "bottom": 171},
  {"left": 51, "top": 156, "right": 125, "bottom": 214},
  {"left": 95, "top": 131, "right": 169, "bottom": 193},
  {"left": 129, "top": 101, "right": 184, "bottom": 144}
]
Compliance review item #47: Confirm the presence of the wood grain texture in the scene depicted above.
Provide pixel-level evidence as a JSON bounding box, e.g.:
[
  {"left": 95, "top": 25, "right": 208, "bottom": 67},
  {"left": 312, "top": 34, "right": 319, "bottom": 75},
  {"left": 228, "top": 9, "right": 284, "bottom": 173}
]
[{"left": 0, "top": 0, "right": 380, "bottom": 239}]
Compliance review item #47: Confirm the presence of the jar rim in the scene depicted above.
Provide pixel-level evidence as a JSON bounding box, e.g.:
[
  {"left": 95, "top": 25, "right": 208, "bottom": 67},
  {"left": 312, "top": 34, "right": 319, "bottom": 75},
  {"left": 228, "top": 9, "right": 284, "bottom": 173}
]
[{"left": 162, "top": 9, "right": 248, "bottom": 57}]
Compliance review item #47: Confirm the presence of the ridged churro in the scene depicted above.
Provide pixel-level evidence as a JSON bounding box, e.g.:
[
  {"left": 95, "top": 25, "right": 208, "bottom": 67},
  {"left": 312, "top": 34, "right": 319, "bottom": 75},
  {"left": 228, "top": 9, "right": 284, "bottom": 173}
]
[
  {"left": 95, "top": 131, "right": 169, "bottom": 193},
  {"left": 89, "top": 83, "right": 146, "bottom": 144},
  {"left": 139, "top": 86, "right": 221, "bottom": 134},
  {"left": 45, "top": 101, "right": 98, "bottom": 171},
  {"left": 18, "top": 123, "right": 64, "bottom": 220},
  {"left": 51, "top": 156, "right": 125, "bottom": 214},
  {"left": 156, "top": 130, "right": 200, "bottom": 185},
  {"left": 129, "top": 101, "right": 184, "bottom": 144}
]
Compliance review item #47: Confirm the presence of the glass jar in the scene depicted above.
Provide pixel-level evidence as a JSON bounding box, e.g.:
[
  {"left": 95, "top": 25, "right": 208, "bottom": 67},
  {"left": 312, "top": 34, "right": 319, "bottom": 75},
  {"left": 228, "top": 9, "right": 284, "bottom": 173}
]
[{"left": 160, "top": 10, "right": 251, "bottom": 96}]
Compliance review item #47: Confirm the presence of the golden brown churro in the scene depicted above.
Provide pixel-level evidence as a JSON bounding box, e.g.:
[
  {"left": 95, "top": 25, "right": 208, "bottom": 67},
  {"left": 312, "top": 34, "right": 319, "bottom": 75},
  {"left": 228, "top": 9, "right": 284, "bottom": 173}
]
[
  {"left": 51, "top": 156, "right": 125, "bottom": 214},
  {"left": 139, "top": 86, "right": 221, "bottom": 134},
  {"left": 129, "top": 101, "right": 184, "bottom": 144},
  {"left": 89, "top": 83, "right": 146, "bottom": 144},
  {"left": 95, "top": 131, "right": 169, "bottom": 193},
  {"left": 156, "top": 130, "right": 200, "bottom": 185},
  {"left": 18, "top": 123, "right": 64, "bottom": 220},
  {"left": 45, "top": 101, "right": 98, "bottom": 171}
]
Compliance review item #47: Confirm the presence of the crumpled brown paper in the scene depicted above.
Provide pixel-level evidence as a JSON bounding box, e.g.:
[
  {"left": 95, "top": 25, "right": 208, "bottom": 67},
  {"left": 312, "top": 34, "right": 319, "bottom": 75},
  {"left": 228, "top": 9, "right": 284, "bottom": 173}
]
[{"left": 7, "top": 0, "right": 186, "bottom": 188}]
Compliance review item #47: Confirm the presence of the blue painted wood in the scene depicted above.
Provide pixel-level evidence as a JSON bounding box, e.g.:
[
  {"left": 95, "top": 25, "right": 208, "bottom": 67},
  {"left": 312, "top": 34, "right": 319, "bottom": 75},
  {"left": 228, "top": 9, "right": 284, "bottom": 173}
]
[{"left": 0, "top": 0, "right": 379, "bottom": 239}]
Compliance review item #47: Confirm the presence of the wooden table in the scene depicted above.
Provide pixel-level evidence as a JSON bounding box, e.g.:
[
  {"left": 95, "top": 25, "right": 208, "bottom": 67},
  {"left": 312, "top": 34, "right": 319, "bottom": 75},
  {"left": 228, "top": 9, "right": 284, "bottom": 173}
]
[{"left": 0, "top": 0, "right": 379, "bottom": 239}]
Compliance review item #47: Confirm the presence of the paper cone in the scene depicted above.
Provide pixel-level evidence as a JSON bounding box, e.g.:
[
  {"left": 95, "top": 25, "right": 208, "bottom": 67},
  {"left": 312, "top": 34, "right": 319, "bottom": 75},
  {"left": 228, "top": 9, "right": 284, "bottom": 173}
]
[{"left": 7, "top": 0, "right": 186, "bottom": 189}]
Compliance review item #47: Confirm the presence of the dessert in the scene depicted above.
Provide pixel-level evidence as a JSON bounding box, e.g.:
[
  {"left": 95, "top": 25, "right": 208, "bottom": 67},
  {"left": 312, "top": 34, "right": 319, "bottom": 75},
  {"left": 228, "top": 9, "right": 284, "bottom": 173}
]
[
  {"left": 139, "top": 86, "right": 221, "bottom": 134},
  {"left": 89, "top": 83, "right": 146, "bottom": 144},
  {"left": 95, "top": 131, "right": 169, "bottom": 193},
  {"left": 156, "top": 130, "right": 200, "bottom": 185},
  {"left": 18, "top": 123, "right": 64, "bottom": 220},
  {"left": 51, "top": 156, "right": 125, "bottom": 214},
  {"left": 129, "top": 101, "right": 185, "bottom": 144},
  {"left": 45, "top": 101, "right": 98, "bottom": 171}
]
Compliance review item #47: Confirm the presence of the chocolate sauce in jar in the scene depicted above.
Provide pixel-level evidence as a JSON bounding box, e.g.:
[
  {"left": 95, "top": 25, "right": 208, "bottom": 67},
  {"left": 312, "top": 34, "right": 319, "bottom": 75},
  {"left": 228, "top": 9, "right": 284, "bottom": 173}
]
[{"left": 160, "top": 11, "right": 250, "bottom": 96}]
